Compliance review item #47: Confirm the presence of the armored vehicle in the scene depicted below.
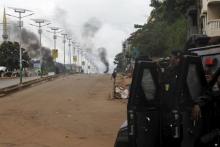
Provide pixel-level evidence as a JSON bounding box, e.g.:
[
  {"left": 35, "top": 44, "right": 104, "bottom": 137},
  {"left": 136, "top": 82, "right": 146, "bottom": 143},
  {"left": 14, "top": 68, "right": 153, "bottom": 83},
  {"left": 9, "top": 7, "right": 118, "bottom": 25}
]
[{"left": 114, "top": 53, "right": 220, "bottom": 147}]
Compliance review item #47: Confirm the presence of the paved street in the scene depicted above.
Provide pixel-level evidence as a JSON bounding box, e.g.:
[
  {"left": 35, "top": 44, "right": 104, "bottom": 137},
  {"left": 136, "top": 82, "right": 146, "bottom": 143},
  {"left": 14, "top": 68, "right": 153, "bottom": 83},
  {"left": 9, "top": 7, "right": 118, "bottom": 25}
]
[
  {"left": 0, "top": 74, "right": 126, "bottom": 147},
  {"left": 0, "top": 77, "right": 40, "bottom": 89}
]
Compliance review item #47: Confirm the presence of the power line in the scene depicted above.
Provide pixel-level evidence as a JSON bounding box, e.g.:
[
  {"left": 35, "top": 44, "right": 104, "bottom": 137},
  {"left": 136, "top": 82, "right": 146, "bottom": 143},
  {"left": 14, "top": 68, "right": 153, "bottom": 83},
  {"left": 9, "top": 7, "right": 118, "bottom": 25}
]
[{"left": 61, "top": 33, "right": 68, "bottom": 72}]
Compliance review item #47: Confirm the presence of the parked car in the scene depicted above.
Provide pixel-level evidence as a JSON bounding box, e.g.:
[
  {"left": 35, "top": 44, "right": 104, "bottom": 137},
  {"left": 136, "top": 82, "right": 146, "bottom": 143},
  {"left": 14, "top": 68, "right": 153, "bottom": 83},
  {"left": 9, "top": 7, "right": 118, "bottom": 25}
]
[{"left": 0, "top": 66, "right": 7, "bottom": 77}]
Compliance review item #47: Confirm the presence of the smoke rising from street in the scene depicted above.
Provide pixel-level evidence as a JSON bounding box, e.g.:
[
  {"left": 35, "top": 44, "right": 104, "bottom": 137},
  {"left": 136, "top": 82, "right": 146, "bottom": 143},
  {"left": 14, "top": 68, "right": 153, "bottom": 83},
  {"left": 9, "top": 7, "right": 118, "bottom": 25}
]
[
  {"left": 21, "top": 28, "right": 40, "bottom": 58},
  {"left": 82, "top": 17, "right": 102, "bottom": 38},
  {"left": 8, "top": 22, "right": 54, "bottom": 67},
  {"left": 51, "top": 6, "right": 111, "bottom": 72},
  {"left": 98, "top": 47, "right": 109, "bottom": 73},
  {"left": 21, "top": 29, "right": 52, "bottom": 63},
  {"left": 0, "top": 0, "right": 150, "bottom": 73},
  {"left": 53, "top": 9, "right": 109, "bottom": 73},
  {"left": 81, "top": 17, "right": 102, "bottom": 53}
]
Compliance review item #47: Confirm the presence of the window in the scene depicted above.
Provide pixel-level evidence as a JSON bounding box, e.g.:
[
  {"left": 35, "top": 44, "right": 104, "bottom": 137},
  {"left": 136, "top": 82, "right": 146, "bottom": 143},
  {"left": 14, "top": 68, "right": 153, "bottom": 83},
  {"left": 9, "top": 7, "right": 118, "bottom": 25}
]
[
  {"left": 187, "top": 64, "right": 202, "bottom": 100},
  {"left": 141, "top": 69, "right": 156, "bottom": 100}
]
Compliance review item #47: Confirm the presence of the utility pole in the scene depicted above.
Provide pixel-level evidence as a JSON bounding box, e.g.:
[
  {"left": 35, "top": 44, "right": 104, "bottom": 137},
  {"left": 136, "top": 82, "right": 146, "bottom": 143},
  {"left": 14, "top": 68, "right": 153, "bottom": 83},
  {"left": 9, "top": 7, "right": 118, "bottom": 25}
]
[
  {"left": 80, "top": 49, "right": 84, "bottom": 72},
  {"left": 48, "top": 27, "right": 62, "bottom": 61},
  {"left": 72, "top": 41, "right": 76, "bottom": 55},
  {"left": 72, "top": 41, "right": 78, "bottom": 72},
  {"left": 49, "top": 27, "right": 61, "bottom": 52},
  {"left": 87, "top": 56, "right": 91, "bottom": 74},
  {"left": 83, "top": 51, "right": 88, "bottom": 74},
  {"left": 84, "top": 52, "right": 88, "bottom": 74},
  {"left": 77, "top": 48, "right": 80, "bottom": 67},
  {"left": 61, "top": 33, "right": 68, "bottom": 73},
  {"left": 87, "top": 57, "right": 91, "bottom": 74},
  {"left": 72, "top": 41, "right": 76, "bottom": 65},
  {"left": 81, "top": 50, "right": 85, "bottom": 73},
  {"left": 75, "top": 44, "right": 80, "bottom": 67},
  {"left": 47, "top": 27, "right": 62, "bottom": 74},
  {"left": 30, "top": 19, "right": 50, "bottom": 77},
  {"left": 78, "top": 48, "right": 83, "bottom": 73},
  {"left": 67, "top": 37, "right": 72, "bottom": 71},
  {"left": 7, "top": 7, "right": 34, "bottom": 84}
]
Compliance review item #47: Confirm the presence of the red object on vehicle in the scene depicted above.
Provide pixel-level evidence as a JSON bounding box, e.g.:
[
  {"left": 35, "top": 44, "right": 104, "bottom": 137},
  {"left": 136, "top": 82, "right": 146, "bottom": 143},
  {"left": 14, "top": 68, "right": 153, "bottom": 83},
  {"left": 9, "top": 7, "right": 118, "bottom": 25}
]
[{"left": 205, "top": 57, "right": 214, "bottom": 65}]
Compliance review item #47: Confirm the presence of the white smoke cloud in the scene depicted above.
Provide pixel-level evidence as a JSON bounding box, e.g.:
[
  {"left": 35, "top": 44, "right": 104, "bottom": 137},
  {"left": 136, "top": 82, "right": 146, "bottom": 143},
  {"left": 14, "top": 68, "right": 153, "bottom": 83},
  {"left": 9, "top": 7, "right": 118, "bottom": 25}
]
[{"left": 0, "top": 0, "right": 152, "bottom": 72}]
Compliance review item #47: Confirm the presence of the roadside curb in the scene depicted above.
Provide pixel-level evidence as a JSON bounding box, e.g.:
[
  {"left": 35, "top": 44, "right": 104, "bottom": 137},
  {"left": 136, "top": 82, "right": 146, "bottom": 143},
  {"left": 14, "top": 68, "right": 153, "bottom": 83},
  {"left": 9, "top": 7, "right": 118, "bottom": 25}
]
[
  {"left": 0, "top": 75, "right": 59, "bottom": 97},
  {"left": 0, "top": 77, "right": 17, "bottom": 80}
]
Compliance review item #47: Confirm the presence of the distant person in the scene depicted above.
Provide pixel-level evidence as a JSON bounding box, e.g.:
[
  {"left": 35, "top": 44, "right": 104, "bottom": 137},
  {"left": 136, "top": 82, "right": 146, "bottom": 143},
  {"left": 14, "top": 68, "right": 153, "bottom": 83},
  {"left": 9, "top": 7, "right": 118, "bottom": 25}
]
[
  {"left": 111, "top": 69, "right": 117, "bottom": 98},
  {"left": 112, "top": 70, "right": 117, "bottom": 80},
  {"left": 38, "top": 70, "right": 41, "bottom": 76}
]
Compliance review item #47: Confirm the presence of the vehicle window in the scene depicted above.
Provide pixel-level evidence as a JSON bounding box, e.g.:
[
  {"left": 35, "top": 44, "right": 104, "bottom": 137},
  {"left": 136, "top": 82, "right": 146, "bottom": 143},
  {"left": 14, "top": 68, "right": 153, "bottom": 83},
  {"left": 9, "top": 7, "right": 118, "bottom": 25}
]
[
  {"left": 187, "top": 64, "right": 202, "bottom": 100},
  {"left": 141, "top": 69, "right": 156, "bottom": 101}
]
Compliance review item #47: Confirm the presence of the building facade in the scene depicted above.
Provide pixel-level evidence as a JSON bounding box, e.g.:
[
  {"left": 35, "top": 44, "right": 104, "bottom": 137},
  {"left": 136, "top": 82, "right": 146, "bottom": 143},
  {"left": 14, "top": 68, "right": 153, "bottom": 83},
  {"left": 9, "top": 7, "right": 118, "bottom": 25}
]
[
  {"left": 187, "top": 0, "right": 220, "bottom": 38},
  {"left": 200, "top": 0, "right": 220, "bottom": 37}
]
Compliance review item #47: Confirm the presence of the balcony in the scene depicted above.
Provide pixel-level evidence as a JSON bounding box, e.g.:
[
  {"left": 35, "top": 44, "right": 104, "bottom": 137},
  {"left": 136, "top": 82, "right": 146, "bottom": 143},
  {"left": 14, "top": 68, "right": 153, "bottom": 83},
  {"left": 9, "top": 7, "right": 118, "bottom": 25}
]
[
  {"left": 201, "top": 0, "right": 208, "bottom": 14},
  {"left": 208, "top": 0, "right": 220, "bottom": 5},
  {"left": 207, "top": 19, "right": 220, "bottom": 37}
]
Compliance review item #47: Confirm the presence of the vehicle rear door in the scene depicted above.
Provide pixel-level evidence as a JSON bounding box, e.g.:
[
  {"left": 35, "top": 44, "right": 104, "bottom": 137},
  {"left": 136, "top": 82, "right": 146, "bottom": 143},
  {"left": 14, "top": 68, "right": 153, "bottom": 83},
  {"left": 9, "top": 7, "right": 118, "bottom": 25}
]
[{"left": 128, "top": 61, "right": 161, "bottom": 147}]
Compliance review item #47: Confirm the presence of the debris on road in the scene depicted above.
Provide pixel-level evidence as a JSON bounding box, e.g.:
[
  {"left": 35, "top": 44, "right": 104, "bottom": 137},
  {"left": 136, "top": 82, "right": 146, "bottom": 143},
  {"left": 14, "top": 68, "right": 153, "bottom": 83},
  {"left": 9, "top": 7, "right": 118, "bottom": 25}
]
[{"left": 113, "top": 74, "right": 132, "bottom": 99}]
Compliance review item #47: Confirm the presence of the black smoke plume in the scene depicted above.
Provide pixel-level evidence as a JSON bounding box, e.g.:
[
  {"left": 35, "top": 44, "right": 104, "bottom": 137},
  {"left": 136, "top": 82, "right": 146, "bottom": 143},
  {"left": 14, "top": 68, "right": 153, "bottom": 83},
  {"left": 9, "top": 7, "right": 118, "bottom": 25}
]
[
  {"left": 98, "top": 47, "right": 109, "bottom": 73},
  {"left": 21, "top": 28, "right": 40, "bottom": 58},
  {"left": 20, "top": 29, "right": 54, "bottom": 67},
  {"left": 9, "top": 23, "right": 55, "bottom": 70}
]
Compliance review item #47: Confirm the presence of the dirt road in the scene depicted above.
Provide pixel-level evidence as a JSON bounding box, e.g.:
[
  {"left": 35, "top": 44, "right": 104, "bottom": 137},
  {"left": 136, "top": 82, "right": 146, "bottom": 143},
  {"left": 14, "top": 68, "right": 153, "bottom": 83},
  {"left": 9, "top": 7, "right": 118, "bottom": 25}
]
[{"left": 0, "top": 74, "right": 127, "bottom": 147}]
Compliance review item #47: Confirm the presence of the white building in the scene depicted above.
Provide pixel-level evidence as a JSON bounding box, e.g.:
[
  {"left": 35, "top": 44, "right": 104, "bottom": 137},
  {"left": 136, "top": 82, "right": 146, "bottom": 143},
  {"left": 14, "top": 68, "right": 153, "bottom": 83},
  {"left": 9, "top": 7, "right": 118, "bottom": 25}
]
[
  {"left": 200, "top": 0, "right": 220, "bottom": 37},
  {"left": 187, "top": 0, "right": 220, "bottom": 39}
]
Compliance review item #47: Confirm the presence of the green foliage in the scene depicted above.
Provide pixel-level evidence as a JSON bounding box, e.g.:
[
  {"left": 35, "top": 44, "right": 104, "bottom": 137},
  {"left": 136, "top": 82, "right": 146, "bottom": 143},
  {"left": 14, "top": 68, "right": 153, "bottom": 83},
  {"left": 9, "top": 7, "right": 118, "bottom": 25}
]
[
  {"left": 0, "top": 41, "right": 31, "bottom": 71},
  {"left": 129, "top": 0, "right": 196, "bottom": 57},
  {"left": 114, "top": 52, "right": 125, "bottom": 72},
  {"left": 165, "top": 17, "right": 187, "bottom": 53},
  {"left": 131, "top": 21, "right": 170, "bottom": 56},
  {"left": 150, "top": 0, "right": 163, "bottom": 8}
]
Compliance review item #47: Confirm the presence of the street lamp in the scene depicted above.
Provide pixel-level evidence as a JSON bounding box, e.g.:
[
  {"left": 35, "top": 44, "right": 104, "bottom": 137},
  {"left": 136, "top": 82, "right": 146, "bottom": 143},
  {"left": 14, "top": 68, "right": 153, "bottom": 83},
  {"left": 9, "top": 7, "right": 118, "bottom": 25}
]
[
  {"left": 49, "top": 27, "right": 61, "bottom": 51},
  {"left": 30, "top": 19, "right": 50, "bottom": 77},
  {"left": 61, "top": 33, "right": 68, "bottom": 73},
  {"left": 72, "top": 41, "right": 77, "bottom": 68},
  {"left": 47, "top": 27, "right": 62, "bottom": 74},
  {"left": 79, "top": 48, "right": 83, "bottom": 68},
  {"left": 47, "top": 27, "right": 62, "bottom": 59},
  {"left": 7, "top": 7, "right": 34, "bottom": 84},
  {"left": 77, "top": 48, "right": 82, "bottom": 72},
  {"left": 67, "top": 37, "right": 72, "bottom": 71},
  {"left": 81, "top": 50, "right": 84, "bottom": 73}
]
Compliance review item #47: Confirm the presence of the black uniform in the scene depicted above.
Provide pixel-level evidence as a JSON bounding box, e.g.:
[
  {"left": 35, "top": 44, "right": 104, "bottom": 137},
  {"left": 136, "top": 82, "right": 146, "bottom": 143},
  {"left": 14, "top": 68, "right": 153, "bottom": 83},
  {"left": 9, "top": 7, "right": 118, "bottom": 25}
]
[
  {"left": 194, "top": 89, "right": 220, "bottom": 147},
  {"left": 112, "top": 70, "right": 117, "bottom": 79}
]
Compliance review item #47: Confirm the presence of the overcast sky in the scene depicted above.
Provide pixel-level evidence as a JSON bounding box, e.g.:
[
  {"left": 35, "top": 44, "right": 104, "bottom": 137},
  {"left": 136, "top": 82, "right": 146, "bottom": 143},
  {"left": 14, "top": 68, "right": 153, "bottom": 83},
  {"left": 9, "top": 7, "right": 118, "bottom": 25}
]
[{"left": 0, "top": 0, "right": 152, "bottom": 72}]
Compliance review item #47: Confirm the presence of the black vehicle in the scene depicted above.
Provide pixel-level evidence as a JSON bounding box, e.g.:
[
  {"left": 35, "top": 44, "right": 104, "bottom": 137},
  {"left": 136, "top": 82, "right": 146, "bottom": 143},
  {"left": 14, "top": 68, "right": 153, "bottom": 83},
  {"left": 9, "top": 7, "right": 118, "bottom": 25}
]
[{"left": 114, "top": 54, "right": 220, "bottom": 147}]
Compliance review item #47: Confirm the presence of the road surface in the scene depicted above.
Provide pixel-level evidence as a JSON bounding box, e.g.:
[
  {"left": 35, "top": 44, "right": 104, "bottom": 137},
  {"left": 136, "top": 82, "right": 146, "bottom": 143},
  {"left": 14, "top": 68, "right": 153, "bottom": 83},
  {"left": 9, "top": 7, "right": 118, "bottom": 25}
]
[
  {"left": 0, "top": 74, "right": 127, "bottom": 147},
  {"left": 0, "top": 77, "right": 40, "bottom": 89}
]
